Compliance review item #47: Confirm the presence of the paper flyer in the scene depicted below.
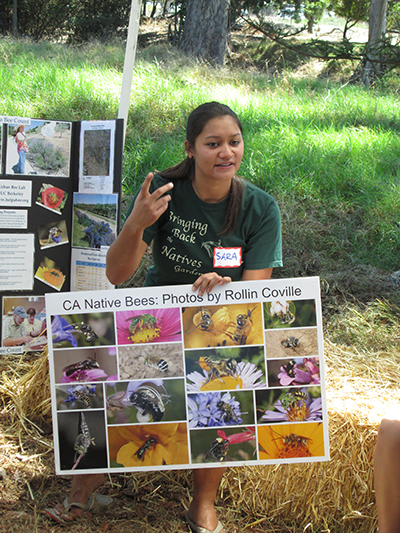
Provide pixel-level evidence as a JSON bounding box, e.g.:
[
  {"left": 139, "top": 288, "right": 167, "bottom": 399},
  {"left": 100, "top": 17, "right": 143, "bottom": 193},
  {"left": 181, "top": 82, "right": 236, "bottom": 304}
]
[{"left": 46, "top": 277, "right": 329, "bottom": 474}]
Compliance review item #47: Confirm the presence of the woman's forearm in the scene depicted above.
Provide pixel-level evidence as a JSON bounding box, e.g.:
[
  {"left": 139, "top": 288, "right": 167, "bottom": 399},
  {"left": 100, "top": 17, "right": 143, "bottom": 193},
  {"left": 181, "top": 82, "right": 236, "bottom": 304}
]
[{"left": 106, "top": 224, "right": 148, "bottom": 285}]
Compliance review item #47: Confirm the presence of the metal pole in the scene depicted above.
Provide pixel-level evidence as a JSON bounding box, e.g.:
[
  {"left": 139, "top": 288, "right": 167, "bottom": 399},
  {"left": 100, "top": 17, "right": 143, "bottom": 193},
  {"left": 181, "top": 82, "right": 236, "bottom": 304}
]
[{"left": 118, "top": 0, "right": 142, "bottom": 145}]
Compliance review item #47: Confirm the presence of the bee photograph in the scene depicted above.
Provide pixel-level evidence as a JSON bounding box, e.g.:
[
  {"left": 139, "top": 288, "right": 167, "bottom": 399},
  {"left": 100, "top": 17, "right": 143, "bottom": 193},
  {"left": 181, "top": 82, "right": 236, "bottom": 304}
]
[
  {"left": 188, "top": 390, "right": 255, "bottom": 428},
  {"left": 185, "top": 346, "right": 266, "bottom": 392},
  {"left": 267, "top": 357, "right": 320, "bottom": 388},
  {"left": 53, "top": 346, "right": 118, "bottom": 383},
  {"left": 256, "top": 386, "right": 322, "bottom": 424},
  {"left": 264, "top": 300, "right": 317, "bottom": 330},
  {"left": 190, "top": 426, "right": 257, "bottom": 464},
  {"left": 108, "top": 422, "right": 189, "bottom": 469},
  {"left": 57, "top": 410, "right": 108, "bottom": 471},
  {"left": 181, "top": 303, "right": 263, "bottom": 349},
  {"left": 264, "top": 327, "right": 319, "bottom": 359},
  {"left": 115, "top": 308, "right": 181, "bottom": 345},
  {"left": 118, "top": 342, "right": 184, "bottom": 380},
  {"left": 55, "top": 383, "right": 104, "bottom": 410},
  {"left": 258, "top": 422, "right": 325, "bottom": 461},
  {"left": 105, "top": 379, "right": 186, "bottom": 425},
  {"left": 51, "top": 312, "right": 115, "bottom": 348}
]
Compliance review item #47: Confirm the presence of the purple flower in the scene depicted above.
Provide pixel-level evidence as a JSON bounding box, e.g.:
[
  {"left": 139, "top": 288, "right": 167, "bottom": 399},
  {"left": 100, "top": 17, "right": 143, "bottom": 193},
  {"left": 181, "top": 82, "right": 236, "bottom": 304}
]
[
  {"left": 188, "top": 392, "right": 244, "bottom": 428},
  {"left": 52, "top": 315, "right": 77, "bottom": 347},
  {"left": 261, "top": 388, "right": 323, "bottom": 422}
]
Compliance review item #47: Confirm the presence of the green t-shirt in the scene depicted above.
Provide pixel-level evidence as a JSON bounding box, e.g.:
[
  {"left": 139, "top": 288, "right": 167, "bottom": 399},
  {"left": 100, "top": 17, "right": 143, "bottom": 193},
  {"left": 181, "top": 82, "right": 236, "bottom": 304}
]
[{"left": 128, "top": 175, "right": 282, "bottom": 286}]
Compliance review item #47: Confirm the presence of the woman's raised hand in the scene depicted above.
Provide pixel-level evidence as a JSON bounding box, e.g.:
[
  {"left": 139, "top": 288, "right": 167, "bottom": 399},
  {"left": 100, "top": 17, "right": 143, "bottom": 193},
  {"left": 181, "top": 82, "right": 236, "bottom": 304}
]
[
  {"left": 192, "top": 272, "right": 232, "bottom": 297},
  {"left": 127, "top": 173, "right": 174, "bottom": 231}
]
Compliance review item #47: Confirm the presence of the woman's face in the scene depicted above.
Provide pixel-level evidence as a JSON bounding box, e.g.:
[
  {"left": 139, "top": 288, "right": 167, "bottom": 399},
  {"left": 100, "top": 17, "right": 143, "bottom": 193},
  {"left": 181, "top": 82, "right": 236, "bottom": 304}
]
[{"left": 185, "top": 115, "right": 244, "bottom": 185}]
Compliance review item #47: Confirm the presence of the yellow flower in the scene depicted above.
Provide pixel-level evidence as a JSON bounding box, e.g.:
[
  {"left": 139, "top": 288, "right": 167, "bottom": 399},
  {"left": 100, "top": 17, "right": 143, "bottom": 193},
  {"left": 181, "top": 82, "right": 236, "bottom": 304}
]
[
  {"left": 258, "top": 422, "right": 324, "bottom": 460},
  {"left": 108, "top": 423, "right": 188, "bottom": 467}
]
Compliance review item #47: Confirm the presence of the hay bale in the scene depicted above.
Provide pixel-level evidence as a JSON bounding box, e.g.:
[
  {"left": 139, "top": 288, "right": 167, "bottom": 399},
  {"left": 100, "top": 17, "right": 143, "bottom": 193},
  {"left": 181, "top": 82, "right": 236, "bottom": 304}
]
[{"left": 1, "top": 340, "right": 399, "bottom": 531}]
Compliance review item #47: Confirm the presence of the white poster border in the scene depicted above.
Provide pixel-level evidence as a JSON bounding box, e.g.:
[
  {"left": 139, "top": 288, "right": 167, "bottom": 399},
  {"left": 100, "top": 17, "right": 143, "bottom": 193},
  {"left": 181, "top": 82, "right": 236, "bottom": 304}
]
[{"left": 46, "top": 276, "right": 329, "bottom": 475}]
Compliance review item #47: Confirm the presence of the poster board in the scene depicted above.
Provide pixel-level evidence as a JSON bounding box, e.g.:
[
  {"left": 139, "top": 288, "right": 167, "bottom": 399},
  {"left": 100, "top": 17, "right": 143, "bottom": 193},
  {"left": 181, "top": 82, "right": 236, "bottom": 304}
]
[
  {"left": 0, "top": 116, "right": 123, "bottom": 355},
  {"left": 46, "top": 277, "right": 329, "bottom": 474}
]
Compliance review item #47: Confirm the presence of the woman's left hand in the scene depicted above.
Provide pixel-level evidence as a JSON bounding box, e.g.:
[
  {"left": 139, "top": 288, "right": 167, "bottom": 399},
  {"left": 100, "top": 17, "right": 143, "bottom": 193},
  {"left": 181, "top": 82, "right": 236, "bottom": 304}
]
[{"left": 192, "top": 272, "right": 232, "bottom": 296}]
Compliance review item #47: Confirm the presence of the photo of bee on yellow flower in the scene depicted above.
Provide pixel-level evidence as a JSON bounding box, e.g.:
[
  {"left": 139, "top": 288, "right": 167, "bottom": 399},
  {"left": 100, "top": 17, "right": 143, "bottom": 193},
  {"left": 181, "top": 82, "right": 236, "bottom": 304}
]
[
  {"left": 258, "top": 422, "right": 325, "bottom": 461},
  {"left": 182, "top": 303, "right": 263, "bottom": 349},
  {"left": 108, "top": 422, "right": 189, "bottom": 468},
  {"left": 185, "top": 346, "right": 266, "bottom": 392}
]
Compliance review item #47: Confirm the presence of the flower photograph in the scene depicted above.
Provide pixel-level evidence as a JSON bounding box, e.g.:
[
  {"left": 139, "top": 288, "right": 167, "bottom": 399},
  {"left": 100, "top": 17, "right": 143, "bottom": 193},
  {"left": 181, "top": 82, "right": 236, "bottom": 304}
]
[
  {"left": 53, "top": 346, "right": 117, "bottom": 383},
  {"left": 190, "top": 426, "right": 257, "bottom": 464},
  {"left": 55, "top": 383, "right": 104, "bottom": 410},
  {"left": 188, "top": 390, "right": 255, "bottom": 428},
  {"left": 35, "top": 257, "right": 66, "bottom": 291},
  {"left": 258, "top": 422, "right": 325, "bottom": 461},
  {"left": 267, "top": 357, "right": 320, "bottom": 387},
  {"left": 72, "top": 193, "right": 117, "bottom": 250},
  {"left": 116, "top": 308, "right": 181, "bottom": 345},
  {"left": 105, "top": 379, "right": 186, "bottom": 424},
  {"left": 36, "top": 183, "right": 68, "bottom": 214},
  {"left": 264, "top": 300, "right": 317, "bottom": 329},
  {"left": 51, "top": 312, "right": 115, "bottom": 348},
  {"left": 256, "top": 386, "right": 322, "bottom": 423},
  {"left": 185, "top": 346, "right": 266, "bottom": 392},
  {"left": 108, "top": 422, "right": 188, "bottom": 468},
  {"left": 181, "top": 303, "right": 263, "bottom": 349},
  {"left": 38, "top": 219, "right": 69, "bottom": 250}
]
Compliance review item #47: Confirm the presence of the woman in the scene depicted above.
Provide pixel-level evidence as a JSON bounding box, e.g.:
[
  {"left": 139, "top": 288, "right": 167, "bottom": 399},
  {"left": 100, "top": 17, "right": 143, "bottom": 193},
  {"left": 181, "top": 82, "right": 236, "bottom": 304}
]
[
  {"left": 374, "top": 412, "right": 400, "bottom": 533},
  {"left": 47, "top": 102, "right": 282, "bottom": 533},
  {"left": 14, "top": 125, "right": 29, "bottom": 174}
]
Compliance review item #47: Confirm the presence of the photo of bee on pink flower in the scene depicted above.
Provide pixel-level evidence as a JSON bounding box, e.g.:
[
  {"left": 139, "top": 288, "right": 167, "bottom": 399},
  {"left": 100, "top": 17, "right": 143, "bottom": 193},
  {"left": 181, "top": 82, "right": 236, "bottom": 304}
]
[
  {"left": 51, "top": 312, "right": 115, "bottom": 348},
  {"left": 267, "top": 357, "right": 320, "bottom": 388},
  {"left": 116, "top": 308, "right": 181, "bottom": 345},
  {"left": 55, "top": 383, "right": 104, "bottom": 410},
  {"left": 190, "top": 426, "right": 257, "bottom": 464},
  {"left": 108, "top": 422, "right": 189, "bottom": 469},
  {"left": 53, "top": 346, "right": 117, "bottom": 383},
  {"left": 188, "top": 390, "right": 255, "bottom": 428},
  {"left": 105, "top": 379, "right": 186, "bottom": 424},
  {"left": 185, "top": 346, "right": 266, "bottom": 392},
  {"left": 264, "top": 300, "right": 317, "bottom": 330},
  {"left": 256, "top": 386, "right": 322, "bottom": 424},
  {"left": 181, "top": 303, "right": 263, "bottom": 349}
]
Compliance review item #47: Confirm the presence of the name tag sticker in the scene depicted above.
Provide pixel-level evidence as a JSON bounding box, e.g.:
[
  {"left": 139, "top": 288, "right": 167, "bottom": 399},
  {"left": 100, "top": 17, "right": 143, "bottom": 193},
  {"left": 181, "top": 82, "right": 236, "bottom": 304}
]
[{"left": 213, "top": 247, "right": 242, "bottom": 268}]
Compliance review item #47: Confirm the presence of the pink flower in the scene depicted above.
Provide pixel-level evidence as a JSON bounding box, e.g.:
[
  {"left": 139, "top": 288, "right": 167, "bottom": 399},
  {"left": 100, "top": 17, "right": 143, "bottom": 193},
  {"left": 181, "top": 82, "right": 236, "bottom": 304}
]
[
  {"left": 116, "top": 308, "right": 181, "bottom": 345},
  {"left": 218, "top": 427, "right": 255, "bottom": 444}
]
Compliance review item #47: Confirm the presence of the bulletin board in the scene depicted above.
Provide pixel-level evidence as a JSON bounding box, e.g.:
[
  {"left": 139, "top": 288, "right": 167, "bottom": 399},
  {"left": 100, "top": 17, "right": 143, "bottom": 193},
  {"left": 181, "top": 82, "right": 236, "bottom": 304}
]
[
  {"left": 0, "top": 116, "right": 123, "bottom": 355},
  {"left": 46, "top": 276, "right": 329, "bottom": 474}
]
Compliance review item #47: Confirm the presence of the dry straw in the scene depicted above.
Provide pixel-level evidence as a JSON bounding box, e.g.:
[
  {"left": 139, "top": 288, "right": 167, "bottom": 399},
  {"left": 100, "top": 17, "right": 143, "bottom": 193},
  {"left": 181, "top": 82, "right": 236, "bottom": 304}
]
[{"left": 1, "top": 340, "right": 399, "bottom": 532}]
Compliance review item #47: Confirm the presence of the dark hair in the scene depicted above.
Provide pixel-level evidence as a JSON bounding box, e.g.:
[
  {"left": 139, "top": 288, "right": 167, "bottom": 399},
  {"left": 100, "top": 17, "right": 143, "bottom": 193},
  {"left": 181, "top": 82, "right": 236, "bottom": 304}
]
[
  {"left": 159, "top": 102, "right": 244, "bottom": 234},
  {"left": 27, "top": 308, "right": 36, "bottom": 316}
]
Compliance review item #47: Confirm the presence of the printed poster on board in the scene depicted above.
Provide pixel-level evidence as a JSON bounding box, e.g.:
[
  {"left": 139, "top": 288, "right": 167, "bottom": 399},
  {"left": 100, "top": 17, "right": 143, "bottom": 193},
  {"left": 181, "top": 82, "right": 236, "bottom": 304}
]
[{"left": 46, "top": 277, "right": 329, "bottom": 474}]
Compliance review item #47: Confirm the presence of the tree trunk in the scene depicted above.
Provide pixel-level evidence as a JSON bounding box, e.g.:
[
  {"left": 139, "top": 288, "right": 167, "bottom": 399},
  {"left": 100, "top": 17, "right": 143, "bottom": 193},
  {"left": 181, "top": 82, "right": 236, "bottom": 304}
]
[
  {"left": 12, "top": 0, "right": 18, "bottom": 37},
  {"left": 362, "top": 0, "right": 388, "bottom": 86},
  {"left": 180, "top": 0, "right": 230, "bottom": 66}
]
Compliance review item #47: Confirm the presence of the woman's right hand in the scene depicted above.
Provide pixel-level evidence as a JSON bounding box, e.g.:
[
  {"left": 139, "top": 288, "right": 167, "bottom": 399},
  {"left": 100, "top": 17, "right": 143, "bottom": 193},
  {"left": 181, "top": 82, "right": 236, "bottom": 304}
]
[{"left": 126, "top": 172, "right": 174, "bottom": 231}]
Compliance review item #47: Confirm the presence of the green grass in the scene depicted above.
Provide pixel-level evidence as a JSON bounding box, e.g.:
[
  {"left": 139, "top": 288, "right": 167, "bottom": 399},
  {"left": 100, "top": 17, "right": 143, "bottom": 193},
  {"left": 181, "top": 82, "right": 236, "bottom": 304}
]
[{"left": 1, "top": 36, "right": 399, "bottom": 286}]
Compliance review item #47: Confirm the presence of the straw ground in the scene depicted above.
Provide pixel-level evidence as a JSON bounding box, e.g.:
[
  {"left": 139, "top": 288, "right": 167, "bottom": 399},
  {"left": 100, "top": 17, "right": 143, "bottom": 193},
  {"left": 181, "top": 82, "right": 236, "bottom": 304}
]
[{"left": 1, "top": 327, "right": 399, "bottom": 532}]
